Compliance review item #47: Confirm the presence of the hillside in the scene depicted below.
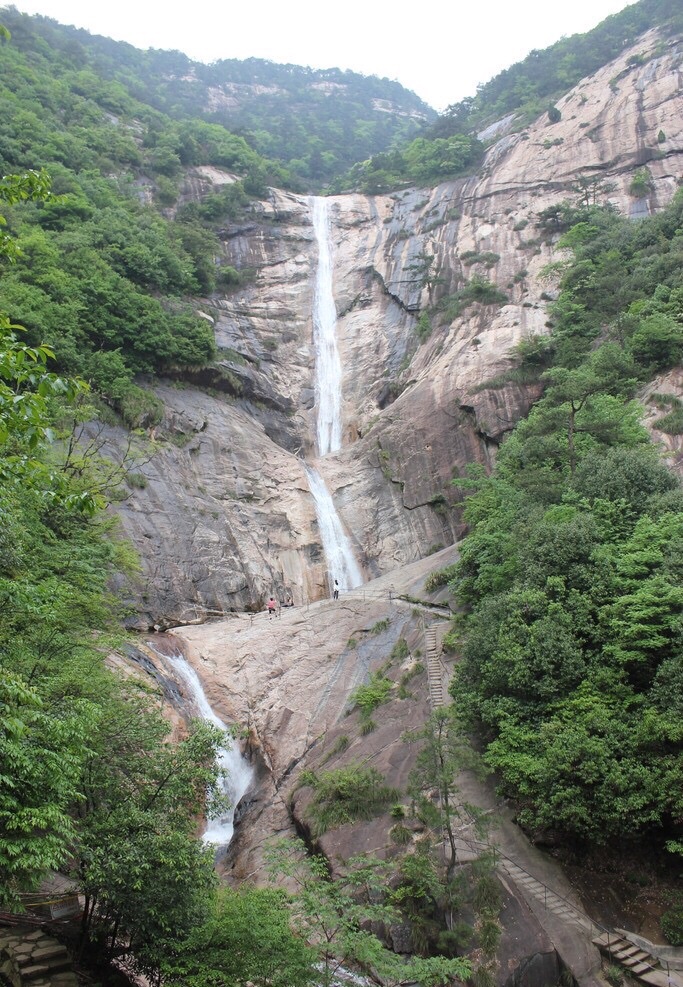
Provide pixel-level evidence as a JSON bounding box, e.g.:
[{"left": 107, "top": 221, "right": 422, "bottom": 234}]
[{"left": 0, "top": 6, "right": 435, "bottom": 186}]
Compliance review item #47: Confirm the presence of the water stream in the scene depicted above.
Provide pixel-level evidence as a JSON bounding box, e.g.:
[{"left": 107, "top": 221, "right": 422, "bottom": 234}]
[
  {"left": 308, "top": 197, "right": 364, "bottom": 591},
  {"left": 305, "top": 464, "right": 363, "bottom": 591},
  {"left": 164, "top": 650, "right": 254, "bottom": 847},
  {"left": 311, "top": 196, "right": 343, "bottom": 456}
]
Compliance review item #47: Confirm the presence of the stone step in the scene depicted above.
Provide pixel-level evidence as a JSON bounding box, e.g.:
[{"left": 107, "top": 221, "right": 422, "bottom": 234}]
[
  {"left": 17, "top": 944, "right": 69, "bottom": 966},
  {"left": 612, "top": 945, "right": 643, "bottom": 959},
  {"left": 631, "top": 962, "right": 657, "bottom": 975},
  {"left": 21, "top": 964, "right": 52, "bottom": 982},
  {"left": 621, "top": 951, "right": 653, "bottom": 966}
]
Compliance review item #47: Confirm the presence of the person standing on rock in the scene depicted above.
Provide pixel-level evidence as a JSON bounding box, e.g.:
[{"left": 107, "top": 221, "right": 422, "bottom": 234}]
[
  {"left": 267, "top": 597, "right": 277, "bottom": 620},
  {"left": 333, "top": 579, "right": 339, "bottom": 600}
]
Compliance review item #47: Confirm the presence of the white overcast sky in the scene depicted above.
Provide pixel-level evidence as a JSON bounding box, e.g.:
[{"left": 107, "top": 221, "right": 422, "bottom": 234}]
[{"left": 11, "top": 0, "right": 636, "bottom": 111}]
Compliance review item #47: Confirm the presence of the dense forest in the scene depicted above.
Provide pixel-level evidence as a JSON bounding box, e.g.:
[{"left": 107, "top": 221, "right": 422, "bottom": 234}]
[
  {"left": 0, "top": 6, "right": 435, "bottom": 186},
  {"left": 429, "top": 188, "right": 683, "bottom": 926}
]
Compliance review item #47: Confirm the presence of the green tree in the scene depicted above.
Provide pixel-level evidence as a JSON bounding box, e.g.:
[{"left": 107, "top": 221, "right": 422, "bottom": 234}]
[
  {"left": 406, "top": 708, "right": 486, "bottom": 880},
  {"left": 266, "top": 839, "right": 471, "bottom": 987},
  {"left": 163, "top": 886, "right": 317, "bottom": 987},
  {"left": 0, "top": 669, "right": 92, "bottom": 908}
]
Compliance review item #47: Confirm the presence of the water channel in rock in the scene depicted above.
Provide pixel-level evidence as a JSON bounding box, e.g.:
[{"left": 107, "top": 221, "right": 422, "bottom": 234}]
[{"left": 307, "top": 196, "right": 364, "bottom": 592}]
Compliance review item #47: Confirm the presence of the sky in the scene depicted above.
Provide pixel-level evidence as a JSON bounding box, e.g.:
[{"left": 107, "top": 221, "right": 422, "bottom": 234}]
[{"left": 11, "top": 0, "right": 637, "bottom": 112}]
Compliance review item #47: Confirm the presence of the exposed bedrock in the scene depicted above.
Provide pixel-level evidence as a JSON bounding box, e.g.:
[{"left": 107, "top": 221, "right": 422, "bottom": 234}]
[{"left": 110, "top": 31, "right": 683, "bottom": 623}]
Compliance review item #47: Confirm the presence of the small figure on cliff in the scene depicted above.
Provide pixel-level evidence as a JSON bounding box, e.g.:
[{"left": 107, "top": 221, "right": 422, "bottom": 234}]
[
  {"left": 284, "top": 593, "right": 294, "bottom": 608},
  {"left": 267, "top": 597, "right": 277, "bottom": 620},
  {"left": 333, "top": 579, "right": 339, "bottom": 600}
]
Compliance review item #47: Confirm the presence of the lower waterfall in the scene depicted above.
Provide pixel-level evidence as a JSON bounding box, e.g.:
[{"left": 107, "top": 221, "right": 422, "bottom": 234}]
[
  {"left": 164, "top": 649, "right": 254, "bottom": 847},
  {"left": 306, "top": 464, "right": 363, "bottom": 592}
]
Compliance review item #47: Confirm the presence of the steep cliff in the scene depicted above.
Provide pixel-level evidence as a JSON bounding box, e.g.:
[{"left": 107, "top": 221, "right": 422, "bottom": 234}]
[{"left": 111, "top": 29, "right": 683, "bottom": 627}]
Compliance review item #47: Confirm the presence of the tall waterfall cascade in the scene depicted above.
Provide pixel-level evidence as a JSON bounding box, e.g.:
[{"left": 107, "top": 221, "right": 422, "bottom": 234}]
[
  {"left": 308, "top": 197, "right": 363, "bottom": 592},
  {"left": 164, "top": 650, "right": 254, "bottom": 847},
  {"left": 311, "top": 196, "right": 343, "bottom": 456}
]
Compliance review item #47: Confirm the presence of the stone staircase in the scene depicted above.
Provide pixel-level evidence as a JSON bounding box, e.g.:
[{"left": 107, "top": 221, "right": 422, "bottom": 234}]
[
  {"left": 0, "top": 928, "right": 77, "bottom": 987},
  {"left": 498, "top": 858, "right": 597, "bottom": 934},
  {"left": 425, "top": 626, "right": 445, "bottom": 707},
  {"left": 592, "top": 932, "right": 683, "bottom": 987}
]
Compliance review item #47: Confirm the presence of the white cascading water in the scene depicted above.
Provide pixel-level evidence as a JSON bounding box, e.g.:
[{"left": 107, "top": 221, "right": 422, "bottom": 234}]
[
  {"left": 307, "top": 196, "right": 363, "bottom": 592},
  {"left": 165, "top": 651, "right": 253, "bottom": 847},
  {"left": 311, "top": 196, "right": 343, "bottom": 456},
  {"left": 305, "top": 464, "right": 363, "bottom": 591}
]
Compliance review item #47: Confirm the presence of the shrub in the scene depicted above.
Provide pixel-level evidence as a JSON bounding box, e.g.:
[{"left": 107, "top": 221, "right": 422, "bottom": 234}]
[
  {"left": 391, "top": 638, "right": 410, "bottom": 661},
  {"left": 302, "top": 764, "right": 400, "bottom": 836},
  {"left": 473, "top": 873, "right": 502, "bottom": 917},
  {"left": 425, "top": 563, "right": 459, "bottom": 592},
  {"left": 416, "top": 311, "right": 432, "bottom": 342},
  {"left": 399, "top": 662, "right": 425, "bottom": 688},
  {"left": 390, "top": 822, "right": 413, "bottom": 845},
  {"left": 127, "top": 472, "right": 147, "bottom": 489},
  {"left": 350, "top": 672, "right": 393, "bottom": 728},
  {"left": 661, "top": 893, "right": 683, "bottom": 946},
  {"left": 605, "top": 965, "right": 624, "bottom": 987},
  {"left": 629, "top": 168, "right": 653, "bottom": 198},
  {"left": 547, "top": 105, "right": 562, "bottom": 123},
  {"left": 478, "top": 918, "right": 501, "bottom": 957}
]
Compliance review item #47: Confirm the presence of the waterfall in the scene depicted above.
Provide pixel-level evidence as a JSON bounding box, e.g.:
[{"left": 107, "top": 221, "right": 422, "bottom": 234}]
[
  {"left": 311, "top": 196, "right": 343, "bottom": 456},
  {"left": 305, "top": 464, "right": 363, "bottom": 591},
  {"left": 308, "top": 196, "right": 364, "bottom": 593},
  {"left": 164, "top": 651, "right": 254, "bottom": 847}
]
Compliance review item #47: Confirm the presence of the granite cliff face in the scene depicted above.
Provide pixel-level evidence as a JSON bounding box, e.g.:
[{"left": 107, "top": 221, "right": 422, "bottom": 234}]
[{"left": 110, "top": 30, "right": 683, "bottom": 627}]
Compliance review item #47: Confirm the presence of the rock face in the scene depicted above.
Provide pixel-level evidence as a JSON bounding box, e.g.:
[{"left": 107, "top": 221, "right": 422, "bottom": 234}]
[{"left": 109, "top": 30, "right": 683, "bottom": 626}]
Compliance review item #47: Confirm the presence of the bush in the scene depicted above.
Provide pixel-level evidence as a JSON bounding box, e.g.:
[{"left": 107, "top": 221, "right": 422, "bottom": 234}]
[
  {"left": 302, "top": 764, "right": 400, "bottom": 836},
  {"left": 391, "top": 638, "right": 410, "bottom": 661},
  {"left": 629, "top": 168, "right": 653, "bottom": 197},
  {"left": 416, "top": 311, "right": 432, "bottom": 342},
  {"left": 425, "top": 563, "right": 459, "bottom": 592},
  {"left": 661, "top": 894, "right": 683, "bottom": 946}
]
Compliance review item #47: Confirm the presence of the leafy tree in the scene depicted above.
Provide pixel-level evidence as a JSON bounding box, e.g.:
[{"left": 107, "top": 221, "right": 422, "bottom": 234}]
[
  {"left": 266, "top": 839, "right": 471, "bottom": 987},
  {"left": 406, "top": 707, "right": 486, "bottom": 879},
  {"left": 163, "top": 886, "right": 317, "bottom": 987},
  {"left": 0, "top": 669, "right": 92, "bottom": 908}
]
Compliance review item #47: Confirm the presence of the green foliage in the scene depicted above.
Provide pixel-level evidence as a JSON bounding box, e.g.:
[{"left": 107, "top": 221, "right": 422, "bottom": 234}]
[
  {"left": 266, "top": 839, "right": 472, "bottom": 987},
  {"left": 425, "top": 562, "right": 459, "bottom": 592},
  {"left": 416, "top": 311, "right": 433, "bottom": 342},
  {"left": 460, "top": 250, "right": 500, "bottom": 268},
  {"left": 350, "top": 672, "right": 392, "bottom": 716},
  {"left": 443, "top": 186, "right": 683, "bottom": 851},
  {"left": 1, "top": 8, "right": 434, "bottom": 191},
  {"left": 162, "top": 885, "right": 317, "bottom": 987},
  {"left": 390, "top": 637, "right": 410, "bottom": 660},
  {"left": 335, "top": 134, "right": 483, "bottom": 193},
  {"left": 437, "top": 277, "right": 508, "bottom": 324},
  {"left": 300, "top": 763, "right": 400, "bottom": 836},
  {"left": 0, "top": 669, "right": 89, "bottom": 908},
  {"left": 406, "top": 708, "right": 485, "bottom": 878},
  {"left": 630, "top": 167, "right": 653, "bottom": 198},
  {"left": 660, "top": 893, "right": 683, "bottom": 946},
  {"left": 371, "top": 618, "right": 390, "bottom": 634}
]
